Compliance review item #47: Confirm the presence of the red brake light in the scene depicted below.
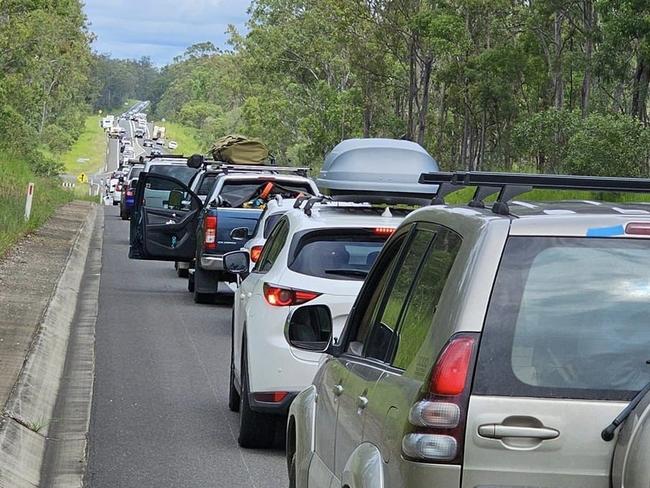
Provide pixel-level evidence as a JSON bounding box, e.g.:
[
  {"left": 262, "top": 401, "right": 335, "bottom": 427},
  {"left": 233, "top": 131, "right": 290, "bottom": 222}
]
[
  {"left": 625, "top": 222, "right": 650, "bottom": 235},
  {"left": 431, "top": 336, "right": 476, "bottom": 396},
  {"left": 204, "top": 216, "right": 217, "bottom": 250},
  {"left": 250, "top": 245, "right": 263, "bottom": 263},
  {"left": 263, "top": 283, "right": 320, "bottom": 307},
  {"left": 374, "top": 227, "right": 395, "bottom": 236},
  {"left": 403, "top": 333, "right": 478, "bottom": 465}
]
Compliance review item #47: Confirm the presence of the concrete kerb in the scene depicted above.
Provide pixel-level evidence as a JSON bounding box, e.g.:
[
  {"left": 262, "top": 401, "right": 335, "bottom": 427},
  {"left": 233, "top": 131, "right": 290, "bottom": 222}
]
[{"left": 0, "top": 205, "right": 99, "bottom": 488}]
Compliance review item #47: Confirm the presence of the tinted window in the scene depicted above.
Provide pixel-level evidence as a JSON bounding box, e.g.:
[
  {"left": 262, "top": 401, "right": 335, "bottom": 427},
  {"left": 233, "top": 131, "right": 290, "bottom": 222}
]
[
  {"left": 263, "top": 213, "right": 286, "bottom": 238},
  {"left": 197, "top": 174, "right": 218, "bottom": 196},
  {"left": 143, "top": 176, "right": 197, "bottom": 211},
  {"left": 148, "top": 165, "right": 197, "bottom": 185},
  {"left": 128, "top": 167, "right": 143, "bottom": 180},
  {"left": 474, "top": 237, "right": 650, "bottom": 401},
  {"left": 364, "top": 230, "right": 434, "bottom": 361},
  {"left": 392, "top": 229, "right": 461, "bottom": 370},
  {"left": 289, "top": 230, "right": 388, "bottom": 281},
  {"left": 256, "top": 218, "right": 289, "bottom": 273},
  {"left": 219, "top": 181, "right": 312, "bottom": 208}
]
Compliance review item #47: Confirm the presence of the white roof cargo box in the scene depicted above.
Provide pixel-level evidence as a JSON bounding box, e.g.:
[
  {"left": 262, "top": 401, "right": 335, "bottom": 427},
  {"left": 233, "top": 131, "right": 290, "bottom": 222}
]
[{"left": 317, "top": 138, "right": 440, "bottom": 204}]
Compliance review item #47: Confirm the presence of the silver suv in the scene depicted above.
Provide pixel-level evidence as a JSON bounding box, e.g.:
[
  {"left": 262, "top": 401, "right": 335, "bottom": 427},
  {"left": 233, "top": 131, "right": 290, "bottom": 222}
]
[{"left": 285, "top": 172, "right": 650, "bottom": 488}]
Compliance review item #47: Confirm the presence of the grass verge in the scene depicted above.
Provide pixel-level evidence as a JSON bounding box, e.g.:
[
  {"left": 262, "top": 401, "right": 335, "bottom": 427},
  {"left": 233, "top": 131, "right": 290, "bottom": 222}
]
[
  {"left": 60, "top": 115, "right": 107, "bottom": 176},
  {"left": 0, "top": 155, "right": 73, "bottom": 257},
  {"left": 161, "top": 122, "right": 202, "bottom": 155}
]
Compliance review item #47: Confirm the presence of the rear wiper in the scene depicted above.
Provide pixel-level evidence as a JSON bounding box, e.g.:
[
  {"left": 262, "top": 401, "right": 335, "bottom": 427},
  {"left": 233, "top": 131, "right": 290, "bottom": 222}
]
[
  {"left": 324, "top": 269, "right": 368, "bottom": 278},
  {"left": 602, "top": 379, "right": 650, "bottom": 441}
]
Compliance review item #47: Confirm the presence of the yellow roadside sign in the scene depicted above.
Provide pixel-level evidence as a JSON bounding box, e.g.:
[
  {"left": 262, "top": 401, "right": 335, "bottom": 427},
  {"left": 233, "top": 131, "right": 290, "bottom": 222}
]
[{"left": 77, "top": 172, "right": 87, "bottom": 183}]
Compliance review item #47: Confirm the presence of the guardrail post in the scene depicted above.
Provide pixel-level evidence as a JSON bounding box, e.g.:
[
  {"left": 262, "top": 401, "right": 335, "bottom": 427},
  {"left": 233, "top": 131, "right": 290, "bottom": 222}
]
[{"left": 24, "top": 182, "right": 34, "bottom": 221}]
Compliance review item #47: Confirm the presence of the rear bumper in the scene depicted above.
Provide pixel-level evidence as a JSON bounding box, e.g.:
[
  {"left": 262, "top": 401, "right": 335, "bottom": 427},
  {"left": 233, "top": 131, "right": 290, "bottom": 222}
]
[{"left": 200, "top": 254, "right": 223, "bottom": 271}]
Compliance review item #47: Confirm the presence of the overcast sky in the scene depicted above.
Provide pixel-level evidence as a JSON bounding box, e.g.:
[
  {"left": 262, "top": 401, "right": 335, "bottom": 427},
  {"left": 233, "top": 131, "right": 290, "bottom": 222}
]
[{"left": 84, "top": 0, "right": 251, "bottom": 66}]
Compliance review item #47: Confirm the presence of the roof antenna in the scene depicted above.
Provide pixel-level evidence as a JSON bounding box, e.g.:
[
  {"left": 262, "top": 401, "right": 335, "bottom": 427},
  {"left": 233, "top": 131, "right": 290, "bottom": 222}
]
[{"left": 382, "top": 207, "right": 392, "bottom": 217}]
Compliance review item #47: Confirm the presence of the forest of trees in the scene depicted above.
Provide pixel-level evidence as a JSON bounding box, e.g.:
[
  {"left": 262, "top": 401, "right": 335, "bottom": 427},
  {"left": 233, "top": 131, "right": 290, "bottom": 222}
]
[
  {"left": 2, "top": 0, "right": 650, "bottom": 177},
  {"left": 150, "top": 0, "right": 650, "bottom": 176}
]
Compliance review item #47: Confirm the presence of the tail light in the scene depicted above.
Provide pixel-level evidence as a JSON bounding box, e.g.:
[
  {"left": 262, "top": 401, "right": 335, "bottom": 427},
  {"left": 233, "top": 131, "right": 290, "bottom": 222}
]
[
  {"left": 402, "top": 333, "right": 478, "bottom": 464},
  {"left": 263, "top": 283, "right": 320, "bottom": 307},
  {"left": 204, "top": 215, "right": 217, "bottom": 250},
  {"left": 250, "top": 245, "right": 263, "bottom": 263},
  {"left": 626, "top": 222, "right": 650, "bottom": 235},
  {"left": 253, "top": 391, "right": 288, "bottom": 403},
  {"left": 126, "top": 189, "right": 135, "bottom": 197}
]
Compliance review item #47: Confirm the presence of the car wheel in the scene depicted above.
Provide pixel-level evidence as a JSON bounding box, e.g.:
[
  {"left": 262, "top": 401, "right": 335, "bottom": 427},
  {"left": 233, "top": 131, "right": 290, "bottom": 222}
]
[
  {"left": 229, "top": 310, "right": 240, "bottom": 412},
  {"left": 188, "top": 272, "right": 195, "bottom": 292},
  {"left": 288, "top": 451, "right": 297, "bottom": 488},
  {"left": 177, "top": 268, "right": 189, "bottom": 278},
  {"left": 112, "top": 201, "right": 118, "bottom": 206},
  {"left": 193, "top": 289, "right": 216, "bottom": 304},
  {"left": 238, "top": 344, "right": 275, "bottom": 448},
  {"left": 120, "top": 209, "right": 128, "bottom": 220}
]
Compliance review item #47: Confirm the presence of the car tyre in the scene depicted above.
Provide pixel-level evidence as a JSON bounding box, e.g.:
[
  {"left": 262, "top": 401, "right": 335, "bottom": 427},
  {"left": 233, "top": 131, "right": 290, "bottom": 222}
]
[
  {"left": 177, "top": 268, "right": 189, "bottom": 278},
  {"left": 120, "top": 209, "right": 129, "bottom": 221},
  {"left": 238, "top": 344, "right": 275, "bottom": 449},
  {"left": 188, "top": 272, "right": 195, "bottom": 292},
  {"left": 193, "top": 290, "right": 216, "bottom": 304},
  {"left": 229, "top": 310, "right": 240, "bottom": 412},
  {"left": 288, "top": 452, "right": 297, "bottom": 488}
]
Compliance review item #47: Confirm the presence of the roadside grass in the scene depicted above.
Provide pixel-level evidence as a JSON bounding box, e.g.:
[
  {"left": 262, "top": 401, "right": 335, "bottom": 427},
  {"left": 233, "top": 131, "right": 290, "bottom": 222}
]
[
  {"left": 60, "top": 115, "right": 107, "bottom": 177},
  {"left": 0, "top": 156, "right": 73, "bottom": 257},
  {"left": 162, "top": 122, "right": 203, "bottom": 155}
]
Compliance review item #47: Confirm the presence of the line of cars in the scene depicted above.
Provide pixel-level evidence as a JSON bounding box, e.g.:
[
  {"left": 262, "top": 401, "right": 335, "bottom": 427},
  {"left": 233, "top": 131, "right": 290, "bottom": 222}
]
[{"left": 127, "top": 139, "right": 650, "bottom": 487}]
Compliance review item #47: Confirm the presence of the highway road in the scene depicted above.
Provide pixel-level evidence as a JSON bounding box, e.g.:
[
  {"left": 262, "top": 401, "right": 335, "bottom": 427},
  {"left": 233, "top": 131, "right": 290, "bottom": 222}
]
[{"left": 85, "top": 208, "right": 287, "bottom": 487}]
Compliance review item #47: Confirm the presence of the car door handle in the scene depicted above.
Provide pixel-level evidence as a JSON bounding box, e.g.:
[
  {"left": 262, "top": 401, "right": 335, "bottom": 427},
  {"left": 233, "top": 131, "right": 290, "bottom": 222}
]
[
  {"left": 333, "top": 384, "right": 343, "bottom": 396},
  {"left": 357, "top": 396, "right": 368, "bottom": 410},
  {"left": 478, "top": 424, "right": 559, "bottom": 440}
]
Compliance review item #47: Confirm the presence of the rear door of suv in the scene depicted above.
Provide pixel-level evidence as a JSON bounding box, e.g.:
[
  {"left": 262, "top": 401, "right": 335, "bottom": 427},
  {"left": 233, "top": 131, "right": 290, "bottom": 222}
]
[{"left": 464, "top": 235, "right": 650, "bottom": 487}]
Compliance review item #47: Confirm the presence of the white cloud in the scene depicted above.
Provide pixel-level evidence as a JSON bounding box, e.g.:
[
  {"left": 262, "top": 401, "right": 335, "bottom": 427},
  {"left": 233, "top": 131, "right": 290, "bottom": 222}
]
[{"left": 84, "top": 0, "right": 251, "bottom": 64}]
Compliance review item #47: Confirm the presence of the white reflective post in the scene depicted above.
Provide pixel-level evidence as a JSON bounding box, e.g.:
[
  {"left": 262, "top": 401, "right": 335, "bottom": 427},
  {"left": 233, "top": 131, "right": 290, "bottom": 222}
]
[{"left": 24, "top": 182, "right": 34, "bottom": 221}]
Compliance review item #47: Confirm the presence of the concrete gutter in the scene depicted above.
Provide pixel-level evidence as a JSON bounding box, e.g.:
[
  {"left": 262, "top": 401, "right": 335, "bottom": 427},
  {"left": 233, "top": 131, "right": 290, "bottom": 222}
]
[{"left": 0, "top": 205, "right": 101, "bottom": 487}]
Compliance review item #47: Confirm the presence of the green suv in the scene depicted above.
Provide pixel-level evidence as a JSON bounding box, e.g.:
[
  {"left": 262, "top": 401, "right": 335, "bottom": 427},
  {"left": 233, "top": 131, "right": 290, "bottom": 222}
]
[{"left": 285, "top": 172, "right": 650, "bottom": 488}]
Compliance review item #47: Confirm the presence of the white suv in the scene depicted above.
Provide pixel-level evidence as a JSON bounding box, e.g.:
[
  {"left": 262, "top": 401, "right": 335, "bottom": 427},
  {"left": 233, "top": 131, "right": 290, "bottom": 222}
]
[{"left": 223, "top": 201, "right": 407, "bottom": 448}]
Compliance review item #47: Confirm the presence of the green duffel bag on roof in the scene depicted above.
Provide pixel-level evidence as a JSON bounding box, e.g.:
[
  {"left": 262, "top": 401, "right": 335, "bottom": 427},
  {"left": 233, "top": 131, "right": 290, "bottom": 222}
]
[{"left": 210, "top": 135, "right": 270, "bottom": 164}]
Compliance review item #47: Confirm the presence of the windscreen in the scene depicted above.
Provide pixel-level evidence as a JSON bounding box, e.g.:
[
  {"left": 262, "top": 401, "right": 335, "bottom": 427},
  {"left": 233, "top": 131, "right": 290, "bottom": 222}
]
[
  {"left": 219, "top": 180, "right": 312, "bottom": 208},
  {"left": 128, "top": 167, "right": 143, "bottom": 180},
  {"left": 289, "top": 229, "right": 388, "bottom": 281},
  {"left": 148, "top": 164, "right": 197, "bottom": 185},
  {"left": 263, "top": 212, "right": 286, "bottom": 238},
  {"left": 474, "top": 236, "right": 650, "bottom": 401}
]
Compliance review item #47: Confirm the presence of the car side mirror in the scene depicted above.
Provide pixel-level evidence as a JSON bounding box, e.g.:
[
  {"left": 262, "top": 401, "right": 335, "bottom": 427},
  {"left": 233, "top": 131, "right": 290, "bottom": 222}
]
[
  {"left": 187, "top": 154, "right": 204, "bottom": 169},
  {"left": 230, "top": 227, "right": 250, "bottom": 241},
  {"left": 284, "top": 305, "right": 333, "bottom": 353},
  {"left": 223, "top": 251, "right": 250, "bottom": 276}
]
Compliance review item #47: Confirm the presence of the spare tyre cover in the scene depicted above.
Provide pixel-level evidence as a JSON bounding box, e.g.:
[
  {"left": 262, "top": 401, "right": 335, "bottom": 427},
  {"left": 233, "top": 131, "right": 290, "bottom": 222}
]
[{"left": 612, "top": 389, "right": 650, "bottom": 488}]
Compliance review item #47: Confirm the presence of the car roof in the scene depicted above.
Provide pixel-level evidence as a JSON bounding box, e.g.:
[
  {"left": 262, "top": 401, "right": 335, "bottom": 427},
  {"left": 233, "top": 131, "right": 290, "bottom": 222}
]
[
  {"left": 284, "top": 203, "right": 406, "bottom": 232},
  {"left": 403, "top": 200, "right": 650, "bottom": 238}
]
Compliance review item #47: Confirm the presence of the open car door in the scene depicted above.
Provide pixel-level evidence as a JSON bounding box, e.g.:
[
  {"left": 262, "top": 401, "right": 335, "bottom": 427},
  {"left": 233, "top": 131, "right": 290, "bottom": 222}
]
[{"left": 129, "top": 172, "right": 202, "bottom": 261}]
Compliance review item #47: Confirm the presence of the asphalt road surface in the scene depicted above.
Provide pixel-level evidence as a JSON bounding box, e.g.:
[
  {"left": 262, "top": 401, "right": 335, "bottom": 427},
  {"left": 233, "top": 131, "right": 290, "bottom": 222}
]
[{"left": 86, "top": 207, "right": 287, "bottom": 487}]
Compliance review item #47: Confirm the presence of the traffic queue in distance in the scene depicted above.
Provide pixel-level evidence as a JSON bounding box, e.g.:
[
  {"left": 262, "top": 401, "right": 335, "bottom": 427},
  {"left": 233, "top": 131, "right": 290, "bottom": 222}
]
[{"left": 126, "top": 135, "right": 650, "bottom": 488}]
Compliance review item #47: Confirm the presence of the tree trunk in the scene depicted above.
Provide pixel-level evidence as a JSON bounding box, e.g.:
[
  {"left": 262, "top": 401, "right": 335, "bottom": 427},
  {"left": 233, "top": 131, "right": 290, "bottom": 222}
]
[
  {"left": 406, "top": 37, "right": 417, "bottom": 140},
  {"left": 632, "top": 56, "right": 650, "bottom": 123},
  {"left": 416, "top": 54, "right": 433, "bottom": 146},
  {"left": 581, "top": 0, "right": 595, "bottom": 116},
  {"left": 553, "top": 10, "right": 564, "bottom": 111}
]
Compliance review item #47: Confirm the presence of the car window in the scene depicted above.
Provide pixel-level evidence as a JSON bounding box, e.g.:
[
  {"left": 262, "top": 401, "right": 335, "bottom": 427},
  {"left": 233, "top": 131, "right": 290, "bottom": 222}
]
[
  {"left": 474, "top": 237, "right": 650, "bottom": 401},
  {"left": 197, "top": 174, "right": 218, "bottom": 196},
  {"left": 148, "top": 165, "right": 197, "bottom": 185},
  {"left": 363, "top": 229, "right": 435, "bottom": 361},
  {"left": 263, "top": 212, "right": 287, "bottom": 238},
  {"left": 391, "top": 228, "right": 462, "bottom": 370},
  {"left": 288, "top": 229, "right": 389, "bottom": 281},
  {"left": 255, "top": 218, "right": 289, "bottom": 273},
  {"left": 142, "top": 175, "right": 198, "bottom": 211},
  {"left": 219, "top": 181, "right": 313, "bottom": 208}
]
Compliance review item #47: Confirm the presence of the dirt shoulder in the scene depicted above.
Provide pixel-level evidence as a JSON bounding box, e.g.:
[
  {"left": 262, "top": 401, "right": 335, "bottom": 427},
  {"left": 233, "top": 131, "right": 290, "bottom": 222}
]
[{"left": 0, "top": 201, "right": 94, "bottom": 407}]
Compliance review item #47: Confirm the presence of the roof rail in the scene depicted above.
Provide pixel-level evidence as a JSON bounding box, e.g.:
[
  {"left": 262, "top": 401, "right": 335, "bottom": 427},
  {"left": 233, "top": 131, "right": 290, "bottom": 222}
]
[
  {"left": 303, "top": 196, "right": 331, "bottom": 216},
  {"left": 208, "top": 162, "right": 309, "bottom": 177},
  {"left": 419, "top": 171, "right": 650, "bottom": 216},
  {"left": 149, "top": 154, "right": 185, "bottom": 160}
]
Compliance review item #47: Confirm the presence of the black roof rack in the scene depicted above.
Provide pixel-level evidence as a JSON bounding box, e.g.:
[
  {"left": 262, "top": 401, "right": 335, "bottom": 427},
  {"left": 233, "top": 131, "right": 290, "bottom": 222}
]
[
  {"left": 208, "top": 162, "right": 310, "bottom": 177},
  {"left": 419, "top": 171, "right": 650, "bottom": 216},
  {"left": 148, "top": 154, "right": 185, "bottom": 160}
]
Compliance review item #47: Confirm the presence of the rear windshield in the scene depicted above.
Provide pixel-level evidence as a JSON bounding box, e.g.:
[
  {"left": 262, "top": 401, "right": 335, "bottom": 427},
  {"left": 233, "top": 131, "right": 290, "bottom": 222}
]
[
  {"left": 148, "top": 165, "right": 197, "bottom": 185},
  {"left": 219, "top": 180, "right": 312, "bottom": 208},
  {"left": 474, "top": 237, "right": 650, "bottom": 401},
  {"left": 197, "top": 174, "right": 218, "bottom": 196},
  {"left": 128, "top": 167, "right": 143, "bottom": 180},
  {"left": 289, "top": 229, "right": 388, "bottom": 281}
]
